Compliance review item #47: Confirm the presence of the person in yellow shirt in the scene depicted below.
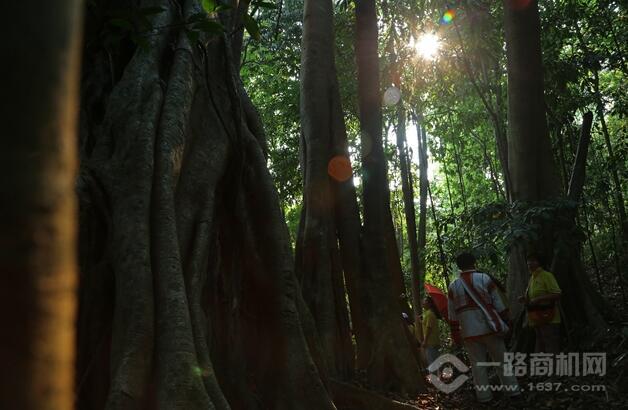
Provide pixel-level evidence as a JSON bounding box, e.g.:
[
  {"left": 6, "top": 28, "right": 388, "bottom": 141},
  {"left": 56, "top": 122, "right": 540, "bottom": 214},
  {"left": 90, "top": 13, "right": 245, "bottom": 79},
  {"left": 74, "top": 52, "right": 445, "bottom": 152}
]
[
  {"left": 518, "top": 253, "right": 561, "bottom": 353},
  {"left": 422, "top": 296, "right": 441, "bottom": 369}
]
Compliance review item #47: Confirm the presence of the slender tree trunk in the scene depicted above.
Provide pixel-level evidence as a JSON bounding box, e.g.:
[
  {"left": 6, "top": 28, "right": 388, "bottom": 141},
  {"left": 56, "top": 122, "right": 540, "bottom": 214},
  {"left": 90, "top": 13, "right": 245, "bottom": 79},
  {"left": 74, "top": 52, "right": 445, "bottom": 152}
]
[
  {"left": 1, "top": 2, "right": 82, "bottom": 408},
  {"left": 394, "top": 106, "right": 422, "bottom": 324},
  {"left": 581, "top": 203, "right": 603, "bottom": 291},
  {"left": 451, "top": 137, "right": 468, "bottom": 215},
  {"left": 555, "top": 123, "right": 570, "bottom": 193},
  {"left": 354, "top": 0, "right": 424, "bottom": 394},
  {"left": 470, "top": 131, "right": 505, "bottom": 200},
  {"left": 385, "top": 203, "right": 413, "bottom": 314},
  {"left": 575, "top": 26, "right": 628, "bottom": 262},
  {"left": 443, "top": 162, "right": 456, "bottom": 219},
  {"left": 550, "top": 112, "right": 611, "bottom": 326},
  {"left": 493, "top": 71, "right": 512, "bottom": 200},
  {"left": 428, "top": 183, "right": 450, "bottom": 288},
  {"left": 417, "top": 119, "right": 429, "bottom": 294}
]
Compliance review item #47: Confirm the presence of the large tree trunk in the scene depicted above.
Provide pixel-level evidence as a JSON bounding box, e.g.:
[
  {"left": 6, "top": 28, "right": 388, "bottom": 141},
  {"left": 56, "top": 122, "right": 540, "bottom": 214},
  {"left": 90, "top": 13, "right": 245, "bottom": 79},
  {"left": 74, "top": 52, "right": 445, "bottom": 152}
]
[
  {"left": 503, "top": 0, "right": 560, "bottom": 204},
  {"left": 503, "top": 0, "right": 608, "bottom": 334},
  {"left": 503, "top": 0, "right": 561, "bottom": 319},
  {"left": 297, "top": 0, "right": 355, "bottom": 380},
  {"left": 354, "top": 0, "right": 424, "bottom": 394},
  {"left": 76, "top": 1, "right": 335, "bottom": 408},
  {"left": 1, "top": 2, "right": 82, "bottom": 409}
]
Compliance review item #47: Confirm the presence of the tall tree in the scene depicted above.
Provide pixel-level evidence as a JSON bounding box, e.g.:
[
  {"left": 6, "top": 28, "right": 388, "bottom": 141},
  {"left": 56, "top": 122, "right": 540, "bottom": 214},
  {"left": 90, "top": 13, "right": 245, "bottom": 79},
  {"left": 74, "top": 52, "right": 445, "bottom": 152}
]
[
  {"left": 503, "top": 0, "right": 561, "bottom": 314},
  {"left": 503, "top": 0, "right": 607, "bottom": 332},
  {"left": 1, "top": 1, "right": 82, "bottom": 409},
  {"left": 297, "top": 0, "right": 356, "bottom": 380},
  {"left": 394, "top": 105, "right": 422, "bottom": 326},
  {"left": 417, "top": 117, "right": 429, "bottom": 298},
  {"left": 354, "top": 0, "right": 424, "bottom": 394},
  {"left": 76, "top": 1, "right": 335, "bottom": 408}
]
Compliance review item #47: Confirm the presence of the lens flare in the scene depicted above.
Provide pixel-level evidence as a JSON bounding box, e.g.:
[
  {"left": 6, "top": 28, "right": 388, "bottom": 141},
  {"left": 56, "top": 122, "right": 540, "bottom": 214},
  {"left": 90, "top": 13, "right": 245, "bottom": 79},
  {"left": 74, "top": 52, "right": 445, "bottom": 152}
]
[
  {"left": 383, "top": 86, "right": 401, "bottom": 106},
  {"left": 328, "top": 155, "right": 353, "bottom": 182},
  {"left": 415, "top": 33, "right": 441, "bottom": 61},
  {"left": 441, "top": 9, "right": 455, "bottom": 24}
]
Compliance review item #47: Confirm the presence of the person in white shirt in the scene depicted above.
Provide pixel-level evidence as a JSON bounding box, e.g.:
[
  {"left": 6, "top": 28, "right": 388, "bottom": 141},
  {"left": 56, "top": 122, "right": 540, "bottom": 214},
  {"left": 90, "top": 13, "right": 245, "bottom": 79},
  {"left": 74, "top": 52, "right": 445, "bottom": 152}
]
[{"left": 448, "top": 252, "right": 520, "bottom": 403}]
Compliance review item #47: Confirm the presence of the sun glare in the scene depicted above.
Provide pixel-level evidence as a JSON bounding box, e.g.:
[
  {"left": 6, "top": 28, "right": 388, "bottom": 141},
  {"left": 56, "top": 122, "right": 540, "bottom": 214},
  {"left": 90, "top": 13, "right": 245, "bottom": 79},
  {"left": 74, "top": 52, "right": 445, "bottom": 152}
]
[{"left": 415, "top": 33, "right": 440, "bottom": 61}]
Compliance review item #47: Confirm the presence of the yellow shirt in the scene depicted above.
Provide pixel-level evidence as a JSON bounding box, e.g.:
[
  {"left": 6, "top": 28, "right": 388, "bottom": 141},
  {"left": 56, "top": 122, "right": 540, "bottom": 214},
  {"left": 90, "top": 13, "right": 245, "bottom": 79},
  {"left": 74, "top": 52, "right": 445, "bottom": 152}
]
[
  {"left": 527, "top": 268, "right": 561, "bottom": 326},
  {"left": 422, "top": 309, "right": 440, "bottom": 347}
]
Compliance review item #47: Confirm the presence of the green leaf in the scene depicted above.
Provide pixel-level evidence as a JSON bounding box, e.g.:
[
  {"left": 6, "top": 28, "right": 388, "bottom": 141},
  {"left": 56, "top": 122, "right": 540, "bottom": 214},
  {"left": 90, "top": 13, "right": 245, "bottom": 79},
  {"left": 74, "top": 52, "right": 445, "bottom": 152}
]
[
  {"left": 215, "top": 4, "right": 233, "bottom": 12},
  {"left": 201, "top": 0, "right": 217, "bottom": 13},
  {"left": 243, "top": 13, "right": 261, "bottom": 41}
]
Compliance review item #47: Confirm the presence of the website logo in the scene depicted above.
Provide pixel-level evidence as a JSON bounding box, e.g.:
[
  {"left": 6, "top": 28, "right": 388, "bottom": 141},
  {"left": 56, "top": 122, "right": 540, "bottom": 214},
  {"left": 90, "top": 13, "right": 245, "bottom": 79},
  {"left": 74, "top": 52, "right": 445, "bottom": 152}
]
[{"left": 427, "top": 353, "right": 470, "bottom": 393}]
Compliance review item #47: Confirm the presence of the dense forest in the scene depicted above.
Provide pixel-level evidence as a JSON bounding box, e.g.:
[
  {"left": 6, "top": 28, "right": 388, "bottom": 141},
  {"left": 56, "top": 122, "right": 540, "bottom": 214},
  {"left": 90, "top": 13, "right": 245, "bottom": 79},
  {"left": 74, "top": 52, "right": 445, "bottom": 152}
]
[{"left": 1, "top": 0, "right": 627, "bottom": 409}]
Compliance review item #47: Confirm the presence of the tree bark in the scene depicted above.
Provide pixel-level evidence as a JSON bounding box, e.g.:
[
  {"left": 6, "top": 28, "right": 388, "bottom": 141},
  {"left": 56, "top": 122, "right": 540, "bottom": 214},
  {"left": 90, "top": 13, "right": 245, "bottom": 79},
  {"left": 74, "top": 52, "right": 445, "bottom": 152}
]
[
  {"left": 77, "top": 1, "right": 336, "bottom": 408},
  {"left": 418, "top": 120, "right": 429, "bottom": 296},
  {"left": 1, "top": 2, "right": 82, "bottom": 409},
  {"left": 298, "top": 0, "right": 355, "bottom": 380},
  {"left": 394, "top": 106, "right": 422, "bottom": 324},
  {"left": 503, "top": 0, "right": 561, "bottom": 204},
  {"left": 503, "top": 1, "right": 607, "bottom": 332},
  {"left": 503, "top": 0, "right": 561, "bottom": 318},
  {"left": 354, "top": 0, "right": 424, "bottom": 394}
]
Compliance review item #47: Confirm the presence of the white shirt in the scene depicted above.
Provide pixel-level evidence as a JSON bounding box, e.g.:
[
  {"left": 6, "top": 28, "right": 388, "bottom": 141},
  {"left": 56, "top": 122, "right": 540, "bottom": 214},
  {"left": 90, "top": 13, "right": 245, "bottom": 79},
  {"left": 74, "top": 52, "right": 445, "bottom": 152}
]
[{"left": 448, "top": 271, "right": 507, "bottom": 339}]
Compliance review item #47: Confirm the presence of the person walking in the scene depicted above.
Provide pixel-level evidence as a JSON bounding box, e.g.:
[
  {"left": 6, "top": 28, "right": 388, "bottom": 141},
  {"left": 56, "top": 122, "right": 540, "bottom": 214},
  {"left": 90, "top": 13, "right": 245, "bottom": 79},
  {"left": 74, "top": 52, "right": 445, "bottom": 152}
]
[{"left": 448, "top": 252, "right": 520, "bottom": 403}]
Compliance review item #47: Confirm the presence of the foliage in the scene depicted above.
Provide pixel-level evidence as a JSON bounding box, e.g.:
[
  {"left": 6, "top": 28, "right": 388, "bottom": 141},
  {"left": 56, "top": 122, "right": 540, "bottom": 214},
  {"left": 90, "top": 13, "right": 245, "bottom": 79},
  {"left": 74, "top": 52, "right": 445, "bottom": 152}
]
[
  {"left": 240, "top": 0, "right": 626, "bottom": 296},
  {"left": 240, "top": 0, "right": 303, "bottom": 213}
]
